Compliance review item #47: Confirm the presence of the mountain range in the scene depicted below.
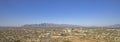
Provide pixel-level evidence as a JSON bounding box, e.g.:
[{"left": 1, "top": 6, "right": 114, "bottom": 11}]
[
  {"left": 106, "top": 24, "right": 120, "bottom": 28},
  {"left": 0, "top": 23, "right": 120, "bottom": 28},
  {"left": 23, "top": 23, "right": 81, "bottom": 28},
  {"left": 23, "top": 23, "right": 120, "bottom": 28}
]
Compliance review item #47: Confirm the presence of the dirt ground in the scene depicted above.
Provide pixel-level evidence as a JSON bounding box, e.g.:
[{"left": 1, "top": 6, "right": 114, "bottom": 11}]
[
  {"left": 51, "top": 36, "right": 97, "bottom": 42},
  {"left": 66, "top": 36, "right": 96, "bottom": 42}
]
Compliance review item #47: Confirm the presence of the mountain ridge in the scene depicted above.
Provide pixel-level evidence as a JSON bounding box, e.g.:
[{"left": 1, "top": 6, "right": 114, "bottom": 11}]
[{"left": 23, "top": 23, "right": 81, "bottom": 28}]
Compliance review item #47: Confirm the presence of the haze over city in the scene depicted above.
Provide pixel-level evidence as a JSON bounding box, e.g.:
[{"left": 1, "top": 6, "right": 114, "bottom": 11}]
[{"left": 1, "top": 0, "right": 120, "bottom": 26}]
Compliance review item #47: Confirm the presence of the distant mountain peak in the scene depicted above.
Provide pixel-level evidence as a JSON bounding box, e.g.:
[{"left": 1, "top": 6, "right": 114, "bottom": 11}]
[
  {"left": 106, "top": 24, "right": 120, "bottom": 28},
  {"left": 23, "top": 23, "right": 80, "bottom": 28}
]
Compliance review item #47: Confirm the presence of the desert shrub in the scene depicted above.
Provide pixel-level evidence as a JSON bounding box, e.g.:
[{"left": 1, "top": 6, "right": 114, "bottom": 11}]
[{"left": 63, "top": 40, "right": 71, "bottom": 42}]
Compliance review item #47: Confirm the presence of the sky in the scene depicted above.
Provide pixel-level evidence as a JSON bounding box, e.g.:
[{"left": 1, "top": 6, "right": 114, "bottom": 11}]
[{"left": 0, "top": 0, "right": 120, "bottom": 26}]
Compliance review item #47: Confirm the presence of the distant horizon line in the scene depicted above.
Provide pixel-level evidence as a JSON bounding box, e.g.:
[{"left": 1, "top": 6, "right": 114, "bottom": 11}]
[{"left": 0, "top": 23, "right": 119, "bottom": 27}]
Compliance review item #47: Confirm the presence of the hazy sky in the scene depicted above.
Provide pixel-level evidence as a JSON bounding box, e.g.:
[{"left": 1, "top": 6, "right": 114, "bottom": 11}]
[{"left": 0, "top": 0, "right": 120, "bottom": 26}]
